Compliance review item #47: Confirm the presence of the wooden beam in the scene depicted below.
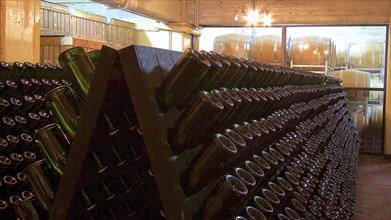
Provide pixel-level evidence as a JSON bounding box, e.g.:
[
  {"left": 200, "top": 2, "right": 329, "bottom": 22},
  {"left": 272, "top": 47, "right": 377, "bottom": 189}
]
[
  {"left": 93, "top": 0, "right": 184, "bottom": 23},
  {"left": 384, "top": 15, "right": 391, "bottom": 156}
]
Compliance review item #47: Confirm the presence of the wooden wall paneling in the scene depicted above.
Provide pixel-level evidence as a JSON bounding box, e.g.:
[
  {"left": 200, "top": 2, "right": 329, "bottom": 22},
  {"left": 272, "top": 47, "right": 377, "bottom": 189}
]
[{"left": 0, "top": 0, "right": 40, "bottom": 62}]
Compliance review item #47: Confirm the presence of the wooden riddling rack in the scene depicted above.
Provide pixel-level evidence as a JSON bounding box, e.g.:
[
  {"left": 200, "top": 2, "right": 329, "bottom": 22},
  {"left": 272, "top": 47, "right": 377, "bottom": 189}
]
[
  {"left": 49, "top": 46, "right": 164, "bottom": 220},
  {"left": 49, "top": 44, "right": 357, "bottom": 220}
]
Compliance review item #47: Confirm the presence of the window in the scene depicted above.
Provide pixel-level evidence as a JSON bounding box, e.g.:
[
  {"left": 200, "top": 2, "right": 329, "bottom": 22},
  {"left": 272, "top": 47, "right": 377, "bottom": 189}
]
[{"left": 200, "top": 25, "right": 388, "bottom": 154}]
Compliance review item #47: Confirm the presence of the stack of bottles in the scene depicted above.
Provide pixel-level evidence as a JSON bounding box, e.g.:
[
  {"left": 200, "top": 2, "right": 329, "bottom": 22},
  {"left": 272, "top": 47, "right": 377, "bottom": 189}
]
[
  {"left": 24, "top": 47, "right": 164, "bottom": 219},
  {"left": 154, "top": 48, "right": 358, "bottom": 219},
  {"left": 0, "top": 61, "right": 70, "bottom": 219}
]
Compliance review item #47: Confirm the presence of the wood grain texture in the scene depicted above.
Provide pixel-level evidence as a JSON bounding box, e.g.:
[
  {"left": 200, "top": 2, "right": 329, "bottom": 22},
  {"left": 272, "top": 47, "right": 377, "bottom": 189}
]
[
  {"left": 93, "top": 0, "right": 184, "bottom": 22},
  {"left": 49, "top": 45, "right": 121, "bottom": 220},
  {"left": 384, "top": 15, "right": 391, "bottom": 155},
  {"left": 0, "top": 0, "right": 40, "bottom": 62},
  {"left": 185, "top": 0, "right": 391, "bottom": 25}
]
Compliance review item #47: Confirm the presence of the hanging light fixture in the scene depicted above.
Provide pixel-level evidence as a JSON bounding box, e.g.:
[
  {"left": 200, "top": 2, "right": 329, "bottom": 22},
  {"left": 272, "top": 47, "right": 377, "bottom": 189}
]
[{"left": 234, "top": 0, "right": 272, "bottom": 26}]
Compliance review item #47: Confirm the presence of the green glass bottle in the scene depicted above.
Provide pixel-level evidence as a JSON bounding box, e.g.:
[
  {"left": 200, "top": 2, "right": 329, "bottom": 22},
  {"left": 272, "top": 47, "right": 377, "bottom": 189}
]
[
  {"left": 0, "top": 61, "right": 12, "bottom": 81},
  {"left": 23, "top": 159, "right": 60, "bottom": 213},
  {"left": 11, "top": 62, "right": 27, "bottom": 81},
  {"left": 157, "top": 48, "right": 211, "bottom": 112},
  {"left": 87, "top": 49, "right": 101, "bottom": 67},
  {"left": 45, "top": 85, "right": 83, "bottom": 138},
  {"left": 208, "top": 51, "right": 231, "bottom": 88},
  {"left": 170, "top": 91, "right": 224, "bottom": 152},
  {"left": 216, "top": 54, "right": 241, "bottom": 88},
  {"left": 238, "top": 58, "right": 258, "bottom": 87},
  {"left": 14, "top": 197, "right": 41, "bottom": 220},
  {"left": 182, "top": 133, "right": 237, "bottom": 193},
  {"left": 201, "top": 175, "right": 248, "bottom": 220},
  {"left": 58, "top": 47, "right": 95, "bottom": 100},
  {"left": 226, "top": 55, "right": 247, "bottom": 88},
  {"left": 34, "top": 123, "right": 71, "bottom": 176},
  {"left": 198, "top": 50, "right": 224, "bottom": 91},
  {"left": 24, "top": 62, "right": 38, "bottom": 79},
  {"left": 178, "top": 51, "right": 223, "bottom": 109}
]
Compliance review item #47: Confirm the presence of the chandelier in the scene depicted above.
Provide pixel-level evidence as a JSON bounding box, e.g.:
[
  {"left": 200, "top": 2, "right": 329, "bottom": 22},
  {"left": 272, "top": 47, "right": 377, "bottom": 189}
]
[{"left": 234, "top": 0, "right": 272, "bottom": 26}]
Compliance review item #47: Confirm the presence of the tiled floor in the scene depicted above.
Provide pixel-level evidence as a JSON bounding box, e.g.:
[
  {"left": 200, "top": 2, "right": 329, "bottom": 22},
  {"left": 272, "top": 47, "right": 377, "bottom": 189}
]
[{"left": 353, "top": 154, "right": 391, "bottom": 220}]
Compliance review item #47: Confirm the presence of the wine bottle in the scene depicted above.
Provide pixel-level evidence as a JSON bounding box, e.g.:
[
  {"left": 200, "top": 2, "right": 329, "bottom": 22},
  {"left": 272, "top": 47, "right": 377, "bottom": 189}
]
[
  {"left": 198, "top": 50, "right": 226, "bottom": 91},
  {"left": 207, "top": 51, "right": 231, "bottom": 88},
  {"left": 58, "top": 47, "right": 95, "bottom": 100},
  {"left": 0, "top": 98, "right": 9, "bottom": 114},
  {"left": 45, "top": 85, "right": 83, "bottom": 138},
  {"left": 182, "top": 133, "right": 237, "bottom": 193},
  {"left": 252, "top": 196, "right": 274, "bottom": 218},
  {"left": 238, "top": 58, "right": 258, "bottom": 88},
  {"left": 210, "top": 89, "right": 235, "bottom": 129},
  {"left": 284, "top": 207, "right": 301, "bottom": 220},
  {"left": 223, "top": 55, "right": 246, "bottom": 89},
  {"left": 2, "top": 116, "right": 16, "bottom": 131},
  {"left": 87, "top": 49, "right": 101, "bottom": 67},
  {"left": 268, "top": 182, "right": 286, "bottom": 200},
  {"left": 8, "top": 97, "right": 22, "bottom": 114},
  {"left": 234, "top": 167, "right": 256, "bottom": 188},
  {"left": 0, "top": 155, "right": 11, "bottom": 170},
  {"left": 19, "top": 79, "right": 33, "bottom": 94},
  {"left": 14, "top": 197, "right": 41, "bottom": 220},
  {"left": 180, "top": 51, "right": 223, "bottom": 106},
  {"left": 11, "top": 62, "right": 26, "bottom": 81},
  {"left": 261, "top": 188, "right": 280, "bottom": 207},
  {"left": 208, "top": 52, "right": 240, "bottom": 89},
  {"left": 35, "top": 63, "right": 48, "bottom": 79},
  {"left": 201, "top": 175, "right": 248, "bottom": 220},
  {"left": 244, "top": 206, "right": 266, "bottom": 220},
  {"left": 23, "top": 159, "right": 60, "bottom": 213},
  {"left": 0, "top": 200, "right": 7, "bottom": 215},
  {"left": 170, "top": 91, "right": 224, "bottom": 152},
  {"left": 156, "top": 48, "right": 211, "bottom": 111},
  {"left": 3, "top": 80, "right": 18, "bottom": 98},
  {"left": 23, "top": 62, "right": 38, "bottom": 79},
  {"left": 34, "top": 123, "right": 71, "bottom": 176},
  {"left": 0, "top": 61, "right": 12, "bottom": 81}
]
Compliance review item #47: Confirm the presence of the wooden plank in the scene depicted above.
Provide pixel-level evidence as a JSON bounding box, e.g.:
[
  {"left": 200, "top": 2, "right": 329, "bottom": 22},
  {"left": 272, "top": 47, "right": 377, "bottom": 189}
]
[
  {"left": 49, "top": 45, "right": 120, "bottom": 220},
  {"left": 155, "top": 48, "right": 175, "bottom": 78},
  {"left": 118, "top": 45, "right": 187, "bottom": 220},
  {"left": 384, "top": 16, "right": 391, "bottom": 155}
]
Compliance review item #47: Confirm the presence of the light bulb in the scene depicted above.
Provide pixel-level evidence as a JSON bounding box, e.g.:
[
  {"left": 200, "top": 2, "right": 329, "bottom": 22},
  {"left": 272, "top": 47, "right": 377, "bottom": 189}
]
[
  {"left": 262, "top": 14, "right": 272, "bottom": 26},
  {"left": 246, "top": 10, "right": 259, "bottom": 25},
  {"left": 235, "top": 14, "right": 239, "bottom": 21}
]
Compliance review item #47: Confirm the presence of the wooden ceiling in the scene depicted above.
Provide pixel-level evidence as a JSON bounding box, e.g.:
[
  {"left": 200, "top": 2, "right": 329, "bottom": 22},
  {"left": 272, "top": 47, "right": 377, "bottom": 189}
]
[
  {"left": 92, "top": 0, "right": 390, "bottom": 26},
  {"left": 186, "top": 0, "right": 391, "bottom": 26}
]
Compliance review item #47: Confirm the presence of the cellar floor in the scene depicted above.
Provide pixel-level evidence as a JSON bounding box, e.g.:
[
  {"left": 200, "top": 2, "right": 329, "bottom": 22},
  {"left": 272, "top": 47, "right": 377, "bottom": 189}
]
[{"left": 353, "top": 154, "right": 391, "bottom": 220}]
